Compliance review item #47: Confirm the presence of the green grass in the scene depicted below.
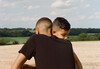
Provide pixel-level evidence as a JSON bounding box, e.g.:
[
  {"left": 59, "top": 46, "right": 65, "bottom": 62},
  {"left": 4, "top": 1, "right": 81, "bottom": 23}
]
[
  {"left": 0, "top": 36, "right": 77, "bottom": 44},
  {"left": 0, "top": 37, "right": 29, "bottom": 44},
  {"left": 68, "top": 36, "right": 79, "bottom": 41},
  {"left": 0, "top": 35, "right": 99, "bottom": 45}
]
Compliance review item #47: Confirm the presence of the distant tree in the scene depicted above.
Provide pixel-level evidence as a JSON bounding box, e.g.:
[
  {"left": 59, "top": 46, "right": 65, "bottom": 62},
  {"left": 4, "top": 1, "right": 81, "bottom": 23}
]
[
  {"left": 78, "top": 33, "right": 99, "bottom": 41},
  {"left": 95, "top": 34, "right": 100, "bottom": 40},
  {"left": 70, "top": 28, "right": 100, "bottom": 36},
  {"left": 21, "top": 30, "right": 33, "bottom": 37},
  {"left": 78, "top": 33, "right": 88, "bottom": 41}
]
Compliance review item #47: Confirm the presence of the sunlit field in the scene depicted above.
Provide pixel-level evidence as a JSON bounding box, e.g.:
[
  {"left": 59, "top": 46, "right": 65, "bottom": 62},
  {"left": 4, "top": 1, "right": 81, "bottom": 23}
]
[{"left": 0, "top": 41, "right": 100, "bottom": 69}]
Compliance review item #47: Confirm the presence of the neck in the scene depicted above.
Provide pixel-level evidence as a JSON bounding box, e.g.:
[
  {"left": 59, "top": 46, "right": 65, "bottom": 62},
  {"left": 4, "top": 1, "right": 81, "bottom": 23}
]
[
  {"left": 39, "top": 31, "right": 51, "bottom": 37},
  {"left": 43, "top": 33, "right": 51, "bottom": 36}
]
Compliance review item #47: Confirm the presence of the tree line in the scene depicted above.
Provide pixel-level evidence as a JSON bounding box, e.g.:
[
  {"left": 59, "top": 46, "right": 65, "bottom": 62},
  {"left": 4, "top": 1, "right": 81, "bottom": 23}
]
[
  {"left": 0, "top": 28, "right": 100, "bottom": 37},
  {"left": 70, "top": 28, "right": 100, "bottom": 36},
  {"left": 0, "top": 28, "right": 33, "bottom": 37}
]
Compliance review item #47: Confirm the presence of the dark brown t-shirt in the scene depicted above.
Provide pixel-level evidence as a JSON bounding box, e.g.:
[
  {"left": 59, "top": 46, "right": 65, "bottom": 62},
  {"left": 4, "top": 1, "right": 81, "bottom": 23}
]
[{"left": 19, "top": 34, "right": 75, "bottom": 69}]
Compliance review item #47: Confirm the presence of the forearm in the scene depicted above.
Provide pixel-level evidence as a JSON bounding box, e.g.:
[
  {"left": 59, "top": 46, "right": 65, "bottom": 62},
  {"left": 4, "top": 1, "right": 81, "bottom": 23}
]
[
  {"left": 11, "top": 61, "right": 25, "bottom": 69},
  {"left": 74, "top": 52, "right": 83, "bottom": 69},
  {"left": 11, "top": 63, "right": 21, "bottom": 69},
  {"left": 11, "top": 53, "right": 27, "bottom": 69}
]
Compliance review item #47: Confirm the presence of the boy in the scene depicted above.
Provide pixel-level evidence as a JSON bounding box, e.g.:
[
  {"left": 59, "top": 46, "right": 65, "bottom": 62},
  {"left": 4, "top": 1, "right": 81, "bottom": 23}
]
[{"left": 11, "top": 17, "right": 82, "bottom": 69}]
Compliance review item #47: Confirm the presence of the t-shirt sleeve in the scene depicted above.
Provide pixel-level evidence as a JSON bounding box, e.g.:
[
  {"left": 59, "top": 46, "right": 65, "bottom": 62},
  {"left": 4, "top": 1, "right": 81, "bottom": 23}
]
[
  {"left": 19, "top": 35, "right": 36, "bottom": 60},
  {"left": 68, "top": 40, "right": 74, "bottom": 51}
]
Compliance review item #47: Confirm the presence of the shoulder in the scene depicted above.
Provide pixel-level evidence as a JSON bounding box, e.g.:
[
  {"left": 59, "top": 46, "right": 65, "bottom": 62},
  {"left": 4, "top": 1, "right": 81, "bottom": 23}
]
[
  {"left": 36, "top": 34, "right": 51, "bottom": 39},
  {"left": 29, "top": 34, "right": 40, "bottom": 40},
  {"left": 30, "top": 34, "right": 38, "bottom": 38},
  {"left": 30, "top": 34, "right": 51, "bottom": 40},
  {"left": 66, "top": 40, "right": 72, "bottom": 45},
  {"left": 66, "top": 40, "right": 71, "bottom": 43},
  {"left": 62, "top": 40, "right": 73, "bottom": 47}
]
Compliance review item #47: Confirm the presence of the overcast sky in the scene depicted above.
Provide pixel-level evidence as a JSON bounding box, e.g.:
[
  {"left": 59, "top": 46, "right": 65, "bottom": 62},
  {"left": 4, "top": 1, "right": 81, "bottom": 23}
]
[{"left": 0, "top": 0, "right": 100, "bottom": 28}]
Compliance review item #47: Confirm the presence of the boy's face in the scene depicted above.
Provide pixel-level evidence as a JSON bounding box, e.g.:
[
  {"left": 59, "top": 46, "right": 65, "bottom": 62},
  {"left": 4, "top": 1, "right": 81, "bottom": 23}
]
[
  {"left": 53, "top": 29, "right": 70, "bottom": 39},
  {"left": 60, "top": 30, "right": 68, "bottom": 37}
]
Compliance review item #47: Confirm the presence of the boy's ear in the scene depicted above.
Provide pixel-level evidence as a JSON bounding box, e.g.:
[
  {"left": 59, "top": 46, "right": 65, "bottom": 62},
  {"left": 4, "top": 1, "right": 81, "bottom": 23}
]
[{"left": 35, "top": 27, "right": 39, "bottom": 34}]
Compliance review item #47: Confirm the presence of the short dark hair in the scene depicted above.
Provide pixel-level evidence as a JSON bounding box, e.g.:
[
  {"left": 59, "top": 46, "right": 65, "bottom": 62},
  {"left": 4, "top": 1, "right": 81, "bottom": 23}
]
[{"left": 53, "top": 17, "right": 71, "bottom": 31}]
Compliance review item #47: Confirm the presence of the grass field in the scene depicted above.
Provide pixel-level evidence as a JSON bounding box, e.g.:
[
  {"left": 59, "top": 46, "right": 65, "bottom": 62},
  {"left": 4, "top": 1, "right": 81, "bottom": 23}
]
[
  {"left": 0, "top": 41, "right": 100, "bottom": 69},
  {"left": 0, "top": 37, "right": 29, "bottom": 44}
]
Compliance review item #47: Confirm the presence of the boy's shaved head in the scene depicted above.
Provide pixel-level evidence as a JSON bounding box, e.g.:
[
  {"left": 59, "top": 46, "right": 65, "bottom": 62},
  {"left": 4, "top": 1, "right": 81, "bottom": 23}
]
[
  {"left": 52, "top": 17, "right": 71, "bottom": 32},
  {"left": 52, "top": 17, "right": 71, "bottom": 39},
  {"left": 35, "top": 17, "right": 52, "bottom": 35}
]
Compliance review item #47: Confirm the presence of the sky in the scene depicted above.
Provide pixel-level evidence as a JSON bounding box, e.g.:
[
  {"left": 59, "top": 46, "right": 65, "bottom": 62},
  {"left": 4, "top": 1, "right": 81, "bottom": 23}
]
[{"left": 0, "top": 0, "right": 100, "bottom": 28}]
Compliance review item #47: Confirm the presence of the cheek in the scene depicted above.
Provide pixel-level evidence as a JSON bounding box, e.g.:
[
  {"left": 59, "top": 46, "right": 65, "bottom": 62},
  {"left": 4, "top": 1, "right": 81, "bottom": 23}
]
[
  {"left": 61, "top": 32, "right": 67, "bottom": 37},
  {"left": 61, "top": 34, "right": 67, "bottom": 37}
]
